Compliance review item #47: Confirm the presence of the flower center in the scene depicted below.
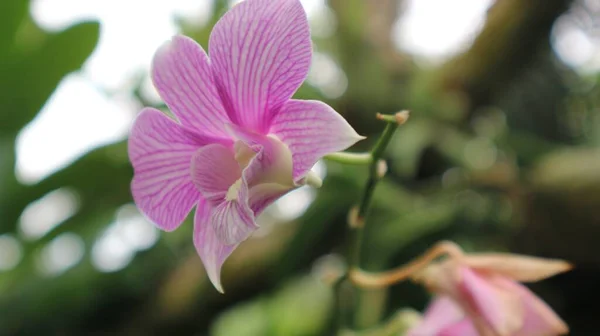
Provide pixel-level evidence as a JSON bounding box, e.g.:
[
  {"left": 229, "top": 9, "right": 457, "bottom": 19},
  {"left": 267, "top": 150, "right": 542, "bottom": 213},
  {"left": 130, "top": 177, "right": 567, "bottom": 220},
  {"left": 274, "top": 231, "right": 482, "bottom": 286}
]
[
  {"left": 304, "top": 171, "right": 323, "bottom": 188},
  {"left": 234, "top": 141, "right": 255, "bottom": 170},
  {"left": 226, "top": 179, "right": 243, "bottom": 201}
]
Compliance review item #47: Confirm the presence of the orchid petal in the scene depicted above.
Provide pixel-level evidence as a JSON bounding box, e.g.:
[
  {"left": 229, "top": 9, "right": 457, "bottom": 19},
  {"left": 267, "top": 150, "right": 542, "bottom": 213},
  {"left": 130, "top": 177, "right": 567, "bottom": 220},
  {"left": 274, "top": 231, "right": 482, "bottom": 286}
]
[
  {"left": 191, "top": 144, "right": 241, "bottom": 203},
  {"left": 518, "top": 288, "right": 569, "bottom": 336},
  {"left": 226, "top": 123, "right": 294, "bottom": 189},
  {"left": 194, "top": 199, "right": 238, "bottom": 293},
  {"left": 229, "top": 123, "right": 296, "bottom": 217},
  {"left": 209, "top": 0, "right": 312, "bottom": 132},
  {"left": 439, "top": 318, "right": 479, "bottom": 336},
  {"left": 491, "top": 278, "right": 569, "bottom": 336},
  {"left": 210, "top": 191, "right": 256, "bottom": 246},
  {"left": 190, "top": 143, "right": 255, "bottom": 245},
  {"left": 248, "top": 183, "right": 291, "bottom": 215},
  {"left": 407, "top": 296, "right": 465, "bottom": 336},
  {"left": 458, "top": 267, "right": 524, "bottom": 335},
  {"left": 270, "top": 100, "right": 364, "bottom": 182},
  {"left": 129, "top": 108, "right": 207, "bottom": 231},
  {"left": 463, "top": 253, "right": 572, "bottom": 283},
  {"left": 152, "top": 35, "right": 231, "bottom": 137}
]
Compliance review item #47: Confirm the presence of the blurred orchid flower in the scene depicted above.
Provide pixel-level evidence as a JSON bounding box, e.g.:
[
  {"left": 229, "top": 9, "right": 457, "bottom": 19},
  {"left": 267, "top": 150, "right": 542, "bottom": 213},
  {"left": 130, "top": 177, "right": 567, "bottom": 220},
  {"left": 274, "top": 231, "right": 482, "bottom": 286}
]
[
  {"left": 128, "top": 0, "right": 363, "bottom": 292},
  {"left": 408, "top": 253, "right": 571, "bottom": 336}
]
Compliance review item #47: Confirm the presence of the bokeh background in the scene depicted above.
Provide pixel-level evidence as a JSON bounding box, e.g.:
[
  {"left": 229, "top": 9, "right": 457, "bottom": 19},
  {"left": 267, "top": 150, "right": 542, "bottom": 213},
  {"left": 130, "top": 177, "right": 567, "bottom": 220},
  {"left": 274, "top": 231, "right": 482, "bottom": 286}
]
[{"left": 1, "top": 0, "right": 599, "bottom": 334}]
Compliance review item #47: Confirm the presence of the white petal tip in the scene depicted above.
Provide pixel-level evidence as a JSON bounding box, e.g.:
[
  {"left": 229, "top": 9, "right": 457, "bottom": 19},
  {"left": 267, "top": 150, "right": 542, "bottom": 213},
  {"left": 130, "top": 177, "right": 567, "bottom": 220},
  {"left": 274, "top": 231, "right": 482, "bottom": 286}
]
[
  {"left": 305, "top": 171, "right": 323, "bottom": 188},
  {"left": 208, "top": 274, "right": 226, "bottom": 294}
]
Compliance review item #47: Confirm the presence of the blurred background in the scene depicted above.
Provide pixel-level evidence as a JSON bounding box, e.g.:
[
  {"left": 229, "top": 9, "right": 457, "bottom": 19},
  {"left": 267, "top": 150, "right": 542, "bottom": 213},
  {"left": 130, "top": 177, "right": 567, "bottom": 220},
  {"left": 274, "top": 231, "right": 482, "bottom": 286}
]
[{"left": 1, "top": 0, "right": 599, "bottom": 334}]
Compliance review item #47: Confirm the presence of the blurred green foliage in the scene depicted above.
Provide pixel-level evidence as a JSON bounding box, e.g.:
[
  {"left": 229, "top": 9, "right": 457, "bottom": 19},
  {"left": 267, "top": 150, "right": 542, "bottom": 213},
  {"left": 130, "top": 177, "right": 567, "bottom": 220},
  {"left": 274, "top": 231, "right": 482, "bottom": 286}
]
[
  {"left": 1, "top": 0, "right": 600, "bottom": 335},
  {"left": 211, "top": 276, "right": 333, "bottom": 336}
]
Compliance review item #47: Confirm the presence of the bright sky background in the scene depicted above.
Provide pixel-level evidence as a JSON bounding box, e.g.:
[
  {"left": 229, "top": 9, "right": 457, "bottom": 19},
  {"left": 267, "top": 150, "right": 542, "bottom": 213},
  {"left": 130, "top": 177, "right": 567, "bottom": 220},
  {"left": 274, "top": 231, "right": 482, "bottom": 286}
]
[
  {"left": 394, "top": 0, "right": 494, "bottom": 62},
  {"left": 5, "top": 0, "right": 598, "bottom": 274}
]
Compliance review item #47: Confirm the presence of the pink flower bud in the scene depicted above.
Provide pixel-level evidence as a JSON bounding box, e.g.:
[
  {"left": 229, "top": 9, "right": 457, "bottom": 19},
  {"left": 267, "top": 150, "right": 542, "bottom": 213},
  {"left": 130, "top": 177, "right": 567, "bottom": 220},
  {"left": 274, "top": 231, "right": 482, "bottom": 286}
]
[{"left": 409, "top": 253, "right": 570, "bottom": 336}]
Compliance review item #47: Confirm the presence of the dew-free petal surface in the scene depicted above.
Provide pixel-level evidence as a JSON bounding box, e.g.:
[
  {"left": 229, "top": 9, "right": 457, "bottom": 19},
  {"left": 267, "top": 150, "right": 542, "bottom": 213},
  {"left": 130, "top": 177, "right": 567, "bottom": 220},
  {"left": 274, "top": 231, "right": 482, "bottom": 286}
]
[
  {"left": 209, "top": 0, "right": 312, "bottom": 132},
  {"left": 194, "top": 199, "right": 238, "bottom": 293},
  {"left": 129, "top": 108, "right": 208, "bottom": 231},
  {"left": 152, "top": 35, "right": 231, "bottom": 137},
  {"left": 270, "top": 99, "right": 364, "bottom": 181}
]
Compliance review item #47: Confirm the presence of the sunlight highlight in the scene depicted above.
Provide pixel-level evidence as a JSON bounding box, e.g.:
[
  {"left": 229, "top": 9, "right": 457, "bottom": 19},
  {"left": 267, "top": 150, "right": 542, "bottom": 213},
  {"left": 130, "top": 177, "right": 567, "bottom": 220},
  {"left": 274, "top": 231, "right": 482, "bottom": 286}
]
[
  {"left": 19, "top": 188, "right": 80, "bottom": 240},
  {"left": 37, "top": 233, "right": 85, "bottom": 276},
  {"left": 0, "top": 235, "right": 23, "bottom": 271},
  {"left": 91, "top": 204, "right": 158, "bottom": 272},
  {"left": 394, "top": 0, "right": 493, "bottom": 62}
]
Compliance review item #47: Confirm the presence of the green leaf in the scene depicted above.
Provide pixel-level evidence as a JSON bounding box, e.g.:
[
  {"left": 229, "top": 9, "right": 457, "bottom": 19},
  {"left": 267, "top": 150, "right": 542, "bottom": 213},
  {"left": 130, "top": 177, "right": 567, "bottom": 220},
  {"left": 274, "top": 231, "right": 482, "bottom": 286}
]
[
  {"left": 0, "top": 141, "right": 132, "bottom": 234},
  {"left": 211, "top": 277, "right": 333, "bottom": 336},
  {"left": 0, "top": 21, "right": 100, "bottom": 134},
  {"left": 0, "top": 0, "right": 29, "bottom": 54}
]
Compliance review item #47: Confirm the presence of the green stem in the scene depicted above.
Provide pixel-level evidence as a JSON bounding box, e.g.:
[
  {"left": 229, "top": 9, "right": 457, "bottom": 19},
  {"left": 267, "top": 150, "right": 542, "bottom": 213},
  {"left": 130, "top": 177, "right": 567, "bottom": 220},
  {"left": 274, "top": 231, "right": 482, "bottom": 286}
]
[
  {"left": 325, "top": 152, "right": 372, "bottom": 165},
  {"left": 346, "top": 118, "right": 400, "bottom": 330},
  {"left": 358, "top": 123, "right": 396, "bottom": 218},
  {"left": 327, "top": 274, "right": 349, "bottom": 336},
  {"left": 351, "top": 122, "right": 398, "bottom": 266}
]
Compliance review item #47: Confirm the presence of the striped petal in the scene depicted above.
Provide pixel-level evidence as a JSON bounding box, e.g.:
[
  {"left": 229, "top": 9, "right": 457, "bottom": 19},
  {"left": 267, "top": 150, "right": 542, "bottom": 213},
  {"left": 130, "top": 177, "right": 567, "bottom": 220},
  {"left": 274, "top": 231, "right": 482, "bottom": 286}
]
[
  {"left": 270, "top": 100, "right": 364, "bottom": 181},
  {"left": 152, "top": 35, "right": 231, "bottom": 137},
  {"left": 209, "top": 0, "right": 312, "bottom": 132},
  {"left": 209, "top": 193, "right": 256, "bottom": 246},
  {"left": 190, "top": 143, "right": 241, "bottom": 204},
  {"left": 194, "top": 199, "right": 238, "bottom": 293},
  {"left": 191, "top": 143, "right": 255, "bottom": 246},
  {"left": 129, "top": 108, "right": 213, "bottom": 231}
]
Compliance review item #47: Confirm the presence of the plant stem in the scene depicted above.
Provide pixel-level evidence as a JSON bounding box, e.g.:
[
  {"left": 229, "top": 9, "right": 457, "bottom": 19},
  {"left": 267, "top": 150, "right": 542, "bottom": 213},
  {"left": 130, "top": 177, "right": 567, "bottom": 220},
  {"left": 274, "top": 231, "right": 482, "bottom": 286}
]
[
  {"left": 344, "top": 115, "right": 403, "bottom": 330},
  {"left": 351, "top": 122, "right": 398, "bottom": 267},
  {"left": 325, "top": 152, "right": 373, "bottom": 165},
  {"left": 349, "top": 241, "right": 464, "bottom": 288}
]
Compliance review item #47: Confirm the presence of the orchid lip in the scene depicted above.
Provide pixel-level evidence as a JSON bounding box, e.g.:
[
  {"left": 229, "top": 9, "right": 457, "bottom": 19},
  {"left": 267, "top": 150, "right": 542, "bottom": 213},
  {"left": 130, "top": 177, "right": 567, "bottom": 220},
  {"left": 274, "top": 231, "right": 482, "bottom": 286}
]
[{"left": 226, "top": 179, "right": 243, "bottom": 201}]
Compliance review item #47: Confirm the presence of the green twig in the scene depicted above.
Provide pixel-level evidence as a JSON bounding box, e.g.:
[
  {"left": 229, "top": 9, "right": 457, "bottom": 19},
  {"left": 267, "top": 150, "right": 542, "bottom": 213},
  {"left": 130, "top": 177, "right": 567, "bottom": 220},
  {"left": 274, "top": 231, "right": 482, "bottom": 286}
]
[
  {"left": 343, "top": 112, "right": 407, "bottom": 331},
  {"left": 351, "top": 121, "right": 399, "bottom": 267},
  {"left": 357, "top": 123, "right": 396, "bottom": 219},
  {"left": 325, "top": 152, "right": 373, "bottom": 165}
]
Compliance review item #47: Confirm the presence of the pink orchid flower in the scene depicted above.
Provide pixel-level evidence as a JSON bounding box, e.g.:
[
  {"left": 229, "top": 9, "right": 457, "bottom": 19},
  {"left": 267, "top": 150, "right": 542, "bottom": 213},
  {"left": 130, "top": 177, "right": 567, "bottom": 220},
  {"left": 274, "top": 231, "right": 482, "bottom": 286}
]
[
  {"left": 408, "top": 254, "right": 571, "bottom": 336},
  {"left": 128, "top": 0, "right": 363, "bottom": 292}
]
